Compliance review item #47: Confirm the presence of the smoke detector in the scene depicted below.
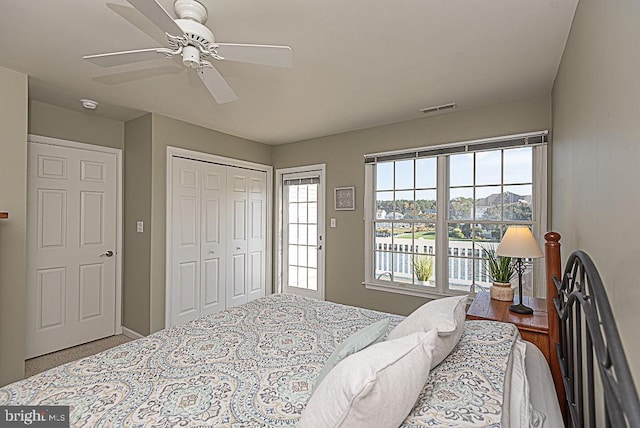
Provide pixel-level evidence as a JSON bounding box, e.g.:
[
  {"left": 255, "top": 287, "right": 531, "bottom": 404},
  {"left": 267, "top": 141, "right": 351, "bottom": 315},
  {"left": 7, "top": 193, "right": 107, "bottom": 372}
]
[{"left": 80, "top": 99, "right": 99, "bottom": 110}]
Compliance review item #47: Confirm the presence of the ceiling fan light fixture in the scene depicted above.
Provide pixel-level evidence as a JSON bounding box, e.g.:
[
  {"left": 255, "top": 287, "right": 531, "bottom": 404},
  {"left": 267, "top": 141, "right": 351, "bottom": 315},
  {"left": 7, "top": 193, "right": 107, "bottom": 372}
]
[
  {"left": 182, "top": 45, "right": 201, "bottom": 68},
  {"left": 80, "top": 99, "right": 99, "bottom": 110}
]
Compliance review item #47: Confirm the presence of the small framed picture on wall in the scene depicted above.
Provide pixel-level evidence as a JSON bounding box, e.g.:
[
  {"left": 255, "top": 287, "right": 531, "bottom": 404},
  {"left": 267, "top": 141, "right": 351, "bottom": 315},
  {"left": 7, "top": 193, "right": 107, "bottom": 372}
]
[{"left": 334, "top": 186, "right": 355, "bottom": 210}]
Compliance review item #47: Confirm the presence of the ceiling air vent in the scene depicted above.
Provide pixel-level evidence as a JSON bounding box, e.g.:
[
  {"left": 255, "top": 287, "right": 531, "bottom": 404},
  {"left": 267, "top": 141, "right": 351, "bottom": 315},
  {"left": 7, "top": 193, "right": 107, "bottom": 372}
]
[{"left": 419, "top": 102, "right": 457, "bottom": 115}]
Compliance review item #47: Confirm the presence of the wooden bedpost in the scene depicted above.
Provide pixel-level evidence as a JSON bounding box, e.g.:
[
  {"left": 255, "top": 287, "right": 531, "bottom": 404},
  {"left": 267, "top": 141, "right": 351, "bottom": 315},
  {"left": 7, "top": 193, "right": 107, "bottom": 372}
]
[{"left": 544, "top": 231, "right": 566, "bottom": 420}]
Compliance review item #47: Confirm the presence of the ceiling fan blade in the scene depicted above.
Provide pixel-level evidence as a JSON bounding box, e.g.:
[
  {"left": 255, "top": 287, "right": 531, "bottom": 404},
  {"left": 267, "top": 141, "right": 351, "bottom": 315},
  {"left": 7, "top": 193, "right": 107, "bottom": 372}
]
[
  {"left": 93, "top": 66, "right": 184, "bottom": 85},
  {"left": 83, "top": 48, "right": 170, "bottom": 67},
  {"left": 198, "top": 67, "right": 238, "bottom": 104},
  {"left": 214, "top": 44, "right": 293, "bottom": 69},
  {"left": 126, "top": 0, "right": 183, "bottom": 37},
  {"left": 107, "top": 3, "right": 168, "bottom": 45}
]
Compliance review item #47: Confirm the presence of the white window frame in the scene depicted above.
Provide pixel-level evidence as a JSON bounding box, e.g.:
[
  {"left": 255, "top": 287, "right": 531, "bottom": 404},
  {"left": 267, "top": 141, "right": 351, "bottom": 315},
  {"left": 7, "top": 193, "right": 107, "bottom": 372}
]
[
  {"left": 276, "top": 164, "right": 326, "bottom": 300},
  {"left": 364, "top": 133, "right": 548, "bottom": 299}
]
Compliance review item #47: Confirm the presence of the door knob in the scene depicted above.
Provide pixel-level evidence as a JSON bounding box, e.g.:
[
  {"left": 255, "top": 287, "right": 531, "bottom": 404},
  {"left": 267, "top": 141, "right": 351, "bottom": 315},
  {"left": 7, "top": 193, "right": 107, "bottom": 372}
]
[{"left": 100, "top": 250, "right": 114, "bottom": 257}]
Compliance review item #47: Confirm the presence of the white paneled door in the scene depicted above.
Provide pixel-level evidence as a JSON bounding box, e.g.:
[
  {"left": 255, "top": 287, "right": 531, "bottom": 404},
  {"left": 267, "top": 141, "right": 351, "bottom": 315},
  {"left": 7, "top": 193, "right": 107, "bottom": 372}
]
[
  {"left": 247, "top": 170, "right": 267, "bottom": 303},
  {"left": 226, "top": 168, "right": 247, "bottom": 309},
  {"left": 171, "top": 157, "right": 227, "bottom": 326},
  {"left": 169, "top": 156, "right": 267, "bottom": 328},
  {"left": 27, "top": 141, "right": 118, "bottom": 358},
  {"left": 227, "top": 167, "right": 267, "bottom": 308}
]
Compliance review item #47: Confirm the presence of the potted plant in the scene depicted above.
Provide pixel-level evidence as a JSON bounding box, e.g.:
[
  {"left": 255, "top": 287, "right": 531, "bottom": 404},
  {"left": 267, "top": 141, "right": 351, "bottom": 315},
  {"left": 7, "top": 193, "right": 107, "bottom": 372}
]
[
  {"left": 413, "top": 255, "right": 434, "bottom": 284},
  {"left": 481, "top": 245, "right": 515, "bottom": 301}
]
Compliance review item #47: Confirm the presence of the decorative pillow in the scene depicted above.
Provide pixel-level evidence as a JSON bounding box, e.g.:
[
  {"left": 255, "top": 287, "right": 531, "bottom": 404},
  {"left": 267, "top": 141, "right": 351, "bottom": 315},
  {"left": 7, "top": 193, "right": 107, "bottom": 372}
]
[
  {"left": 387, "top": 294, "right": 467, "bottom": 367},
  {"left": 298, "top": 330, "right": 438, "bottom": 428},
  {"left": 312, "top": 318, "right": 389, "bottom": 393}
]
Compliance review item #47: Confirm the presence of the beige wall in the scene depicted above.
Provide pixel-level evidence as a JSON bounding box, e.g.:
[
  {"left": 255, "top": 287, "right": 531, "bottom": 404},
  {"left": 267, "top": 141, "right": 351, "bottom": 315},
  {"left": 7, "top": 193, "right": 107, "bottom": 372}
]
[
  {"left": 0, "top": 66, "right": 28, "bottom": 386},
  {"left": 273, "top": 96, "right": 551, "bottom": 315},
  {"left": 552, "top": 0, "right": 640, "bottom": 385},
  {"left": 2, "top": 80, "right": 552, "bottom": 367},
  {"left": 123, "top": 114, "right": 153, "bottom": 335},
  {"left": 147, "top": 114, "right": 272, "bottom": 332},
  {"left": 25, "top": 101, "right": 273, "bottom": 336},
  {"left": 29, "top": 100, "right": 124, "bottom": 149}
]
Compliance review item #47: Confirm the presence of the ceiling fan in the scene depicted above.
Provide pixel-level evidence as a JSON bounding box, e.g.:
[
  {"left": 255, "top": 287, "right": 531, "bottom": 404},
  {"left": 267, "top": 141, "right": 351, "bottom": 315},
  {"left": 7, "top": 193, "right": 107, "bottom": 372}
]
[{"left": 83, "top": 0, "right": 293, "bottom": 103}]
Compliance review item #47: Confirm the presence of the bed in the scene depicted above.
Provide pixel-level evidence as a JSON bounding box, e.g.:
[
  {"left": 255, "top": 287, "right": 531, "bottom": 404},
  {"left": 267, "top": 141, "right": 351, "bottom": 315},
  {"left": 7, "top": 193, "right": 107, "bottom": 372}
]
[
  {"left": 0, "top": 232, "right": 638, "bottom": 427},
  {"left": 0, "top": 295, "right": 523, "bottom": 426},
  {"left": 544, "top": 232, "right": 640, "bottom": 427}
]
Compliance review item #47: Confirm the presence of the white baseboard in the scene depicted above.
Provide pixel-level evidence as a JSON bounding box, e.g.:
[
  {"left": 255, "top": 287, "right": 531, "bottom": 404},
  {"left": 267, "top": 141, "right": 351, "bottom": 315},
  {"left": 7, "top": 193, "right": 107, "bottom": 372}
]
[{"left": 121, "top": 326, "right": 145, "bottom": 340}]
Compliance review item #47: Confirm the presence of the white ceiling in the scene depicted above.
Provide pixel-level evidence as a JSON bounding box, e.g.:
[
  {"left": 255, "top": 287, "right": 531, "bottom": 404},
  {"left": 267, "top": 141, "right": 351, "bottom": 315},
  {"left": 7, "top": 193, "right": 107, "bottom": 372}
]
[{"left": 0, "top": 0, "right": 578, "bottom": 144}]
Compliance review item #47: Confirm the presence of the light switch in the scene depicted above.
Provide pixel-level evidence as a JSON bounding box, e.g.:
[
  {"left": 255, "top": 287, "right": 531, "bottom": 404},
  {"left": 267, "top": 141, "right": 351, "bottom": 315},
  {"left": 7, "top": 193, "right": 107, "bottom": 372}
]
[
  {"left": 330, "top": 218, "right": 337, "bottom": 228},
  {"left": 136, "top": 221, "right": 144, "bottom": 233}
]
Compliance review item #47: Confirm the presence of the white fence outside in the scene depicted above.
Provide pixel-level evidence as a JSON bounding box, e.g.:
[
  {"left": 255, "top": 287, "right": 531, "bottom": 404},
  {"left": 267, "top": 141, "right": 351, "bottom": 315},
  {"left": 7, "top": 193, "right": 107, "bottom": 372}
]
[
  {"left": 375, "top": 237, "right": 497, "bottom": 291},
  {"left": 374, "top": 236, "right": 535, "bottom": 294}
]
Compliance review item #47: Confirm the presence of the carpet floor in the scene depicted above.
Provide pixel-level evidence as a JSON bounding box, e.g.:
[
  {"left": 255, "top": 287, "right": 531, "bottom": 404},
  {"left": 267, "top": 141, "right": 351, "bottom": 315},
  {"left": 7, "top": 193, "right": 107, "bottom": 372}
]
[{"left": 25, "top": 335, "right": 132, "bottom": 378}]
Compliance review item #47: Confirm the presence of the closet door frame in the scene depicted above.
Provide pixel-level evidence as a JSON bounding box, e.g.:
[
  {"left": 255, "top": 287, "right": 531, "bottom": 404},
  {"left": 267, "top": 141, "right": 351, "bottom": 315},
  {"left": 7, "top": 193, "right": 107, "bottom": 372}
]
[{"left": 165, "top": 147, "right": 273, "bottom": 328}]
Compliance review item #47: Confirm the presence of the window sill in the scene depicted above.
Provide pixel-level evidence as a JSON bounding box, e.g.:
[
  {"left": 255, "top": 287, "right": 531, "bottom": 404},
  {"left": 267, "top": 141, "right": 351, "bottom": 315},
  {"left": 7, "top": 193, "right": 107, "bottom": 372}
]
[{"left": 363, "top": 281, "right": 473, "bottom": 301}]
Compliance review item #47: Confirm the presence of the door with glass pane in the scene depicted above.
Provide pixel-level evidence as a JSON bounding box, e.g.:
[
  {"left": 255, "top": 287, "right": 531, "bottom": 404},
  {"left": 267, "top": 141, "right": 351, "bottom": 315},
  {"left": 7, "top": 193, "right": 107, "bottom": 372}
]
[{"left": 281, "top": 168, "right": 325, "bottom": 300}]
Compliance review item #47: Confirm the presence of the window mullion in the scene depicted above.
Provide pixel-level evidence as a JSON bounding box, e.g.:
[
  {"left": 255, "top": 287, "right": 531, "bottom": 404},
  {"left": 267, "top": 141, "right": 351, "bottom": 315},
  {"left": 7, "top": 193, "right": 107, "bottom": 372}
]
[
  {"left": 532, "top": 144, "right": 547, "bottom": 297},
  {"left": 471, "top": 152, "right": 477, "bottom": 293},
  {"left": 391, "top": 163, "right": 396, "bottom": 282},
  {"left": 412, "top": 160, "right": 416, "bottom": 285},
  {"left": 282, "top": 183, "right": 290, "bottom": 287},
  {"left": 436, "top": 156, "right": 448, "bottom": 293},
  {"left": 501, "top": 149, "right": 505, "bottom": 224}
]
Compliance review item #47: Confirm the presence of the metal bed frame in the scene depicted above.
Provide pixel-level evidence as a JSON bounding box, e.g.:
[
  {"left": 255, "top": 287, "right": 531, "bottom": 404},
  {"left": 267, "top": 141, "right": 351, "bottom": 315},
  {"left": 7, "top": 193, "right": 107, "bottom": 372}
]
[{"left": 545, "top": 232, "right": 640, "bottom": 427}]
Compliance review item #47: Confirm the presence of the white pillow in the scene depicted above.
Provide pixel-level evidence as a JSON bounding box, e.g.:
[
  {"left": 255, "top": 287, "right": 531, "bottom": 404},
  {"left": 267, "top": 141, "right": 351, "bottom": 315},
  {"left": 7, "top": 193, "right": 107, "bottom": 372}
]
[
  {"left": 298, "top": 330, "right": 438, "bottom": 428},
  {"left": 387, "top": 294, "right": 467, "bottom": 367}
]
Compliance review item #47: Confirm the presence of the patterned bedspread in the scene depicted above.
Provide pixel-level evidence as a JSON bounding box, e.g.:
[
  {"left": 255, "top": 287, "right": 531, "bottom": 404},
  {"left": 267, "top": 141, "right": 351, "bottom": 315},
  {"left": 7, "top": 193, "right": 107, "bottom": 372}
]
[
  {"left": 0, "top": 294, "right": 518, "bottom": 427},
  {"left": 402, "top": 321, "right": 518, "bottom": 427}
]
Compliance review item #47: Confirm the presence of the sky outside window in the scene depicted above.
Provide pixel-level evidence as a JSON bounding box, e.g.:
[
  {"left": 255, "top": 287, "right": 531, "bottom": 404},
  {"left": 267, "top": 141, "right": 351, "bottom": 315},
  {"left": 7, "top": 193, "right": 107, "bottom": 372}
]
[{"left": 376, "top": 148, "right": 532, "bottom": 196}]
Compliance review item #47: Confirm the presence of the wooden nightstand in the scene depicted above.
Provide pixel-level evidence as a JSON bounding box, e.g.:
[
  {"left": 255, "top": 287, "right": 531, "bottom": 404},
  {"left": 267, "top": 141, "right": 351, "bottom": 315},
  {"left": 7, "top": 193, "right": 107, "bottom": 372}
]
[{"left": 466, "top": 291, "right": 551, "bottom": 364}]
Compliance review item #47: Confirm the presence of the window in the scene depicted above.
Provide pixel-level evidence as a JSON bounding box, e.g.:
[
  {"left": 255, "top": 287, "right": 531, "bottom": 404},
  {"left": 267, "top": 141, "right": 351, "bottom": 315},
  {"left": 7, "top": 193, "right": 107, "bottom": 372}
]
[
  {"left": 373, "top": 158, "right": 438, "bottom": 288},
  {"left": 364, "top": 132, "right": 547, "bottom": 298}
]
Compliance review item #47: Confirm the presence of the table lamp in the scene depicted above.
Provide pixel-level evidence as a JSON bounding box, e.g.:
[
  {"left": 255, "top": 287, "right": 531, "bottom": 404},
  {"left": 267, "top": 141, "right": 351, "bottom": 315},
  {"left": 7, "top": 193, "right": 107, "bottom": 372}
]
[{"left": 496, "top": 225, "right": 543, "bottom": 314}]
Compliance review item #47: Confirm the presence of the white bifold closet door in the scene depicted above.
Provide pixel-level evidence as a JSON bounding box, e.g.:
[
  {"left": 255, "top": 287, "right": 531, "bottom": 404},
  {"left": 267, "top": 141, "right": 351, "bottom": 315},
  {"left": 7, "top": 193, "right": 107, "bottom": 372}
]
[
  {"left": 226, "top": 167, "right": 267, "bottom": 308},
  {"left": 171, "top": 157, "right": 266, "bottom": 327}
]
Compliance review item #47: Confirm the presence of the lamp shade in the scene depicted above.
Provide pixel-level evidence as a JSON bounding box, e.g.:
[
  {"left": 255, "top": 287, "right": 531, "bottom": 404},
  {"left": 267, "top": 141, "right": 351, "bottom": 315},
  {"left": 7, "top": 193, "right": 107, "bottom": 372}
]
[{"left": 496, "top": 226, "right": 544, "bottom": 259}]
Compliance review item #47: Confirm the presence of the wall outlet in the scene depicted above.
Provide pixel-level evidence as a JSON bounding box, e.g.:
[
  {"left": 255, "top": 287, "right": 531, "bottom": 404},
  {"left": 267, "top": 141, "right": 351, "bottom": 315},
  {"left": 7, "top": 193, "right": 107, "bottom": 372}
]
[{"left": 136, "top": 221, "right": 144, "bottom": 233}]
